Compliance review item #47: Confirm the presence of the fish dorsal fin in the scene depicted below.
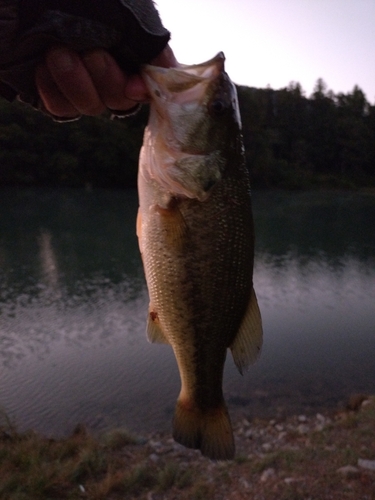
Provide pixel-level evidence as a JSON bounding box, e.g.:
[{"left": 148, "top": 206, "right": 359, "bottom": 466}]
[
  {"left": 230, "top": 287, "right": 263, "bottom": 375},
  {"left": 147, "top": 305, "right": 169, "bottom": 344}
]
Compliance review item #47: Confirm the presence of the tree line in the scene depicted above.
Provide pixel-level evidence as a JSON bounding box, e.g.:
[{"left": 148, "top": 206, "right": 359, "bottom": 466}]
[
  {"left": 1, "top": 79, "right": 374, "bottom": 189},
  {"left": 238, "top": 80, "right": 375, "bottom": 189}
]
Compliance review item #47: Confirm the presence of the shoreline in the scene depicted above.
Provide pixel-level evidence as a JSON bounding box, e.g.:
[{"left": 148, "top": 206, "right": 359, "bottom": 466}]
[{"left": 1, "top": 394, "right": 374, "bottom": 499}]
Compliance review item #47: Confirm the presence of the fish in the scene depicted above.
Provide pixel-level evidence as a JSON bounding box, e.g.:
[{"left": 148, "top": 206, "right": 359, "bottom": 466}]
[{"left": 137, "top": 52, "right": 263, "bottom": 460}]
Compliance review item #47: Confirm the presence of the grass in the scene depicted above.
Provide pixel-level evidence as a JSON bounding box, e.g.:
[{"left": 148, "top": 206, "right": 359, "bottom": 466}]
[
  {"left": 0, "top": 421, "right": 194, "bottom": 500},
  {"left": 0, "top": 397, "right": 374, "bottom": 499},
  {"left": 100, "top": 427, "right": 140, "bottom": 450},
  {"left": 251, "top": 448, "right": 311, "bottom": 474}
]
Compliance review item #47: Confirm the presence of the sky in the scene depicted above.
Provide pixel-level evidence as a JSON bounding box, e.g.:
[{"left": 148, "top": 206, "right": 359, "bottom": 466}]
[{"left": 155, "top": 0, "right": 375, "bottom": 102}]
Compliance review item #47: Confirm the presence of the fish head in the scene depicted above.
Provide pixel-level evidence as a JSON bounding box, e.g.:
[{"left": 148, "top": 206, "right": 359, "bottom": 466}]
[{"left": 141, "top": 53, "right": 243, "bottom": 201}]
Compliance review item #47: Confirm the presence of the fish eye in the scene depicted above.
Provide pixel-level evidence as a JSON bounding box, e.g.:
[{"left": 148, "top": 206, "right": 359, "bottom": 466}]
[{"left": 209, "top": 99, "right": 227, "bottom": 115}]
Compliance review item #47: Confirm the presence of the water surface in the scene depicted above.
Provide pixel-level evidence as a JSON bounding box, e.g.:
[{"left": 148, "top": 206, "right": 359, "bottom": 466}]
[{"left": 0, "top": 188, "right": 374, "bottom": 436}]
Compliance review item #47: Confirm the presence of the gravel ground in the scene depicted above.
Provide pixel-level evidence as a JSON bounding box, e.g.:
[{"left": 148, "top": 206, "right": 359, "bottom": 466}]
[
  {"left": 1, "top": 394, "right": 374, "bottom": 499},
  {"left": 131, "top": 394, "right": 375, "bottom": 499}
]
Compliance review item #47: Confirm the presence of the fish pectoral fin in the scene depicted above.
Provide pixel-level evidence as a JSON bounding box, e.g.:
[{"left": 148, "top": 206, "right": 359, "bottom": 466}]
[
  {"left": 229, "top": 287, "right": 263, "bottom": 375},
  {"left": 147, "top": 306, "right": 169, "bottom": 344},
  {"left": 136, "top": 208, "right": 143, "bottom": 256},
  {"left": 153, "top": 202, "right": 188, "bottom": 248}
]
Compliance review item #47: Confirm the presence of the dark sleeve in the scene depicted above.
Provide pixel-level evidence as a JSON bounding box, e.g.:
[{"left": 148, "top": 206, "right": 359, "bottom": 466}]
[{"left": 0, "top": 0, "right": 170, "bottom": 107}]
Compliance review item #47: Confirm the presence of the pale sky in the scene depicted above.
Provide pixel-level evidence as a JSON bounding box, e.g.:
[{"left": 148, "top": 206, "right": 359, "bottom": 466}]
[{"left": 155, "top": 0, "right": 375, "bottom": 102}]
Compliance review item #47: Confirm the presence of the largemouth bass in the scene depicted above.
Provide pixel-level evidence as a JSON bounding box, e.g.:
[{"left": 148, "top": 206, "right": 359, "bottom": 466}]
[{"left": 137, "top": 52, "right": 262, "bottom": 460}]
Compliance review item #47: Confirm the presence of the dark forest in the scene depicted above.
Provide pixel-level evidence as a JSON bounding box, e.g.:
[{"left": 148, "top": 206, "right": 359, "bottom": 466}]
[{"left": 1, "top": 79, "right": 374, "bottom": 190}]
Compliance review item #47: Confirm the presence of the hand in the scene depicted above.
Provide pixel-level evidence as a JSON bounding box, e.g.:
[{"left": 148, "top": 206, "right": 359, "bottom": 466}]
[{"left": 35, "top": 45, "right": 177, "bottom": 120}]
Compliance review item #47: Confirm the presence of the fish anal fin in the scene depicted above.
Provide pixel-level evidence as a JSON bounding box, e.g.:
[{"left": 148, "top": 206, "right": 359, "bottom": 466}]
[
  {"left": 173, "top": 397, "right": 235, "bottom": 460},
  {"left": 230, "top": 287, "right": 263, "bottom": 375},
  {"left": 147, "top": 306, "right": 169, "bottom": 344}
]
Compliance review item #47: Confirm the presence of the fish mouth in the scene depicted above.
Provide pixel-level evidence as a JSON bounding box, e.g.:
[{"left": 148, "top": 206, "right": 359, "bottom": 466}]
[
  {"left": 140, "top": 53, "right": 226, "bottom": 201},
  {"left": 142, "top": 52, "right": 225, "bottom": 110},
  {"left": 141, "top": 52, "right": 226, "bottom": 153}
]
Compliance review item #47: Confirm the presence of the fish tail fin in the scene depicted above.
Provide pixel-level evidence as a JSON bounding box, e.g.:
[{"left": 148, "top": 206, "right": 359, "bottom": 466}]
[
  {"left": 200, "top": 405, "right": 235, "bottom": 460},
  {"left": 173, "top": 398, "right": 235, "bottom": 460},
  {"left": 173, "top": 399, "right": 201, "bottom": 451}
]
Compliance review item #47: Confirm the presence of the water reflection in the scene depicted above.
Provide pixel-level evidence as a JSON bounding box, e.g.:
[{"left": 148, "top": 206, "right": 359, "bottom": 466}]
[
  {"left": 38, "top": 230, "right": 60, "bottom": 294},
  {"left": 0, "top": 188, "right": 374, "bottom": 436},
  {"left": 253, "top": 190, "right": 375, "bottom": 263}
]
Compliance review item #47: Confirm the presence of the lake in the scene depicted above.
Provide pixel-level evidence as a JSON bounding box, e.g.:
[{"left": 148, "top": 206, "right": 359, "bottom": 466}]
[{"left": 0, "top": 188, "right": 374, "bottom": 437}]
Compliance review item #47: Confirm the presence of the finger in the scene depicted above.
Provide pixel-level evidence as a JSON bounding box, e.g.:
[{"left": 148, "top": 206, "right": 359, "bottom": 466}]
[
  {"left": 82, "top": 49, "right": 146, "bottom": 110},
  {"left": 151, "top": 45, "right": 178, "bottom": 68},
  {"left": 123, "top": 46, "right": 178, "bottom": 102},
  {"left": 124, "top": 46, "right": 178, "bottom": 101},
  {"left": 35, "top": 63, "right": 80, "bottom": 118},
  {"left": 123, "top": 73, "right": 149, "bottom": 102},
  {"left": 45, "top": 46, "right": 106, "bottom": 115}
]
